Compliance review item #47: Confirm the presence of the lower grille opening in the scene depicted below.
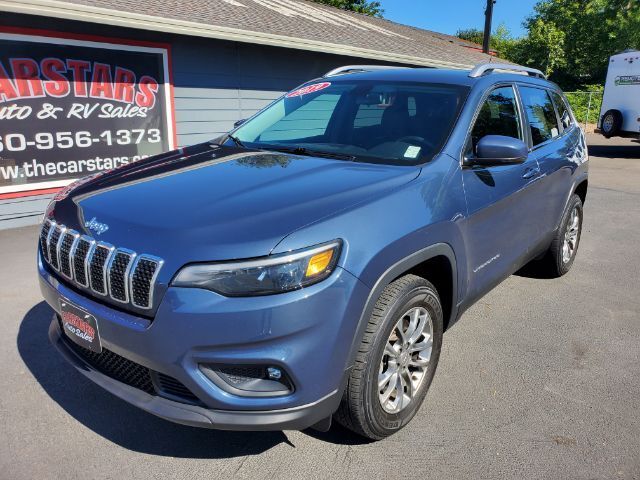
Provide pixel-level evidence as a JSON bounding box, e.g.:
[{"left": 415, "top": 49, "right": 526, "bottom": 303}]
[
  {"left": 217, "top": 366, "right": 265, "bottom": 385},
  {"left": 58, "top": 317, "right": 201, "bottom": 405},
  {"left": 156, "top": 373, "right": 201, "bottom": 403}
]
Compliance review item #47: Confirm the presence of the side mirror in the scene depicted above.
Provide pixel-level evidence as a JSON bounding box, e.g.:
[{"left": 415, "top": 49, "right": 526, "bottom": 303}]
[
  {"left": 234, "top": 119, "right": 246, "bottom": 128},
  {"left": 469, "top": 135, "right": 528, "bottom": 167}
]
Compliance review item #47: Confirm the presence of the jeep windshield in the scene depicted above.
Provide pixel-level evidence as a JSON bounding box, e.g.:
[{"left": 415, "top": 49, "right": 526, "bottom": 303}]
[{"left": 229, "top": 81, "right": 469, "bottom": 166}]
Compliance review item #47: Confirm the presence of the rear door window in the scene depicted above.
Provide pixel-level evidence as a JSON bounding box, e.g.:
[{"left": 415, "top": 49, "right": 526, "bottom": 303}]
[
  {"left": 519, "top": 86, "right": 561, "bottom": 146},
  {"left": 550, "top": 91, "right": 573, "bottom": 131}
]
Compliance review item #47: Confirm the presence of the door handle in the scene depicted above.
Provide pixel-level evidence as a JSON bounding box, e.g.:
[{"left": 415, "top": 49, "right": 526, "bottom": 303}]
[{"left": 522, "top": 167, "right": 540, "bottom": 179}]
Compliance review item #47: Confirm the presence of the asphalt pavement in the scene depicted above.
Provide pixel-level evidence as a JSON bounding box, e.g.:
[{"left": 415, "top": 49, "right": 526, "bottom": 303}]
[{"left": 0, "top": 134, "right": 639, "bottom": 479}]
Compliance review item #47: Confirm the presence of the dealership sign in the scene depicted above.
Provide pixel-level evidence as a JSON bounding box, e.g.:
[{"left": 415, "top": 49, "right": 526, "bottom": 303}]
[{"left": 0, "top": 29, "right": 175, "bottom": 198}]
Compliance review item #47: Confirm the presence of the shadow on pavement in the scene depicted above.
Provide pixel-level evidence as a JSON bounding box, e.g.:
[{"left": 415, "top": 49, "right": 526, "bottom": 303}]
[
  {"left": 17, "top": 302, "right": 294, "bottom": 458},
  {"left": 588, "top": 139, "right": 640, "bottom": 159},
  {"left": 514, "top": 259, "right": 558, "bottom": 280}
]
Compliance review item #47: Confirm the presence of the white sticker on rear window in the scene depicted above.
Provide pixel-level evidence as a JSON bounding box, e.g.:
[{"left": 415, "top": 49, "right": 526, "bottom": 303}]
[{"left": 404, "top": 145, "right": 421, "bottom": 158}]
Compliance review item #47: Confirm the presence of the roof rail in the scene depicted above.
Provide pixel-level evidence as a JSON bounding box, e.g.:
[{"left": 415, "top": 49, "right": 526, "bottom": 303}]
[
  {"left": 323, "top": 65, "right": 410, "bottom": 77},
  {"left": 469, "top": 63, "right": 546, "bottom": 79}
]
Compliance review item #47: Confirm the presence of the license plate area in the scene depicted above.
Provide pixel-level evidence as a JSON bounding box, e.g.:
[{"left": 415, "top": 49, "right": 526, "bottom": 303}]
[{"left": 59, "top": 297, "right": 102, "bottom": 353}]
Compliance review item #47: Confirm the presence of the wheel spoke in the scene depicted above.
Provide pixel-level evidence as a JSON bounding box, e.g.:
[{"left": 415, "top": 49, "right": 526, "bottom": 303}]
[
  {"left": 397, "top": 372, "right": 407, "bottom": 409},
  {"left": 378, "top": 364, "right": 398, "bottom": 389},
  {"left": 402, "top": 369, "right": 412, "bottom": 398},
  {"left": 403, "top": 309, "right": 420, "bottom": 343},
  {"left": 571, "top": 211, "right": 579, "bottom": 230},
  {"left": 396, "top": 319, "right": 408, "bottom": 344},
  {"left": 410, "top": 335, "right": 432, "bottom": 353},
  {"left": 408, "top": 313, "right": 429, "bottom": 345},
  {"left": 384, "top": 342, "right": 400, "bottom": 359},
  {"left": 380, "top": 372, "right": 398, "bottom": 404},
  {"left": 409, "top": 357, "right": 430, "bottom": 368}
]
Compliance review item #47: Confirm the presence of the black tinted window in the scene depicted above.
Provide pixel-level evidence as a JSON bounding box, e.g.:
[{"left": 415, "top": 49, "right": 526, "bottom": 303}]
[
  {"left": 519, "top": 87, "right": 560, "bottom": 146},
  {"left": 471, "top": 86, "right": 521, "bottom": 152},
  {"left": 551, "top": 91, "right": 573, "bottom": 130}
]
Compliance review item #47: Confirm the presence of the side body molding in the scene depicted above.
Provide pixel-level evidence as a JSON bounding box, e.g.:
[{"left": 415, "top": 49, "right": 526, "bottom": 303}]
[{"left": 344, "top": 243, "right": 458, "bottom": 371}]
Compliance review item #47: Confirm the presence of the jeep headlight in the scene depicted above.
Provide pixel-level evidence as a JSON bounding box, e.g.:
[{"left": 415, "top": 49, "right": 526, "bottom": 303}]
[{"left": 172, "top": 240, "right": 342, "bottom": 296}]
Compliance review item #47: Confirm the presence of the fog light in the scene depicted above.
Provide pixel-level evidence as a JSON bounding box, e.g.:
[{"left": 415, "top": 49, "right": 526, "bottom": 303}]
[{"left": 199, "top": 364, "right": 294, "bottom": 397}]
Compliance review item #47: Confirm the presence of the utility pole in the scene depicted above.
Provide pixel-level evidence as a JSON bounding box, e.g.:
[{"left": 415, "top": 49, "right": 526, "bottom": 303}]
[{"left": 483, "top": 0, "right": 496, "bottom": 54}]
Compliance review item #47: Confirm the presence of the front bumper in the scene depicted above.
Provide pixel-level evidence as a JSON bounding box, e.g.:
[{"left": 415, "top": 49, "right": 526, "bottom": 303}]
[
  {"left": 39, "top": 253, "right": 369, "bottom": 431},
  {"left": 49, "top": 319, "right": 340, "bottom": 430}
]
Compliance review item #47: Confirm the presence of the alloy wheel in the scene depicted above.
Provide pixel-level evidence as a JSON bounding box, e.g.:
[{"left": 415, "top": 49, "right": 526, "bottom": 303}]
[
  {"left": 562, "top": 206, "right": 580, "bottom": 264},
  {"left": 378, "top": 306, "right": 433, "bottom": 414}
]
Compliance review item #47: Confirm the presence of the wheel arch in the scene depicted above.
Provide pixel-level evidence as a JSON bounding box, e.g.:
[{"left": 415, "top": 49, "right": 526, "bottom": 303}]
[
  {"left": 345, "top": 243, "right": 458, "bottom": 371},
  {"left": 574, "top": 179, "right": 588, "bottom": 205}
]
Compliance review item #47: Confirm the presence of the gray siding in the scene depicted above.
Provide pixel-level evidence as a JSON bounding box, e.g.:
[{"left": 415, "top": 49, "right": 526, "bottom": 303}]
[
  {"left": 0, "top": 194, "right": 52, "bottom": 231},
  {"left": 0, "top": 12, "right": 405, "bottom": 229}
]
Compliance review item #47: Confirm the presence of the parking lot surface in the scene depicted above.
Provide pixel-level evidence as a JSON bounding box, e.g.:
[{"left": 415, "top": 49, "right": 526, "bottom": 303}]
[{"left": 0, "top": 135, "right": 638, "bottom": 479}]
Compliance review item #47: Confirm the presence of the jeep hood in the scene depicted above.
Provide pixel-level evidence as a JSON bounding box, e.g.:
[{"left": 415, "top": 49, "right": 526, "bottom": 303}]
[{"left": 52, "top": 144, "right": 418, "bottom": 268}]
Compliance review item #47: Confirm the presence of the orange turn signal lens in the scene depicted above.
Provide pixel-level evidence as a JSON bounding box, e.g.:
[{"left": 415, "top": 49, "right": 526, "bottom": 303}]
[{"left": 305, "top": 249, "right": 334, "bottom": 278}]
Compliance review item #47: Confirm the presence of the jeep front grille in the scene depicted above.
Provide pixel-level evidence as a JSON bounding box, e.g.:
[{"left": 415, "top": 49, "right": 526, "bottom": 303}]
[
  {"left": 39, "top": 220, "right": 52, "bottom": 262},
  {"left": 40, "top": 219, "right": 163, "bottom": 310},
  {"left": 108, "top": 250, "right": 135, "bottom": 303},
  {"left": 48, "top": 225, "right": 61, "bottom": 270},
  {"left": 130, "top": 257, "right": 161, "bottom": 309},
  {"left": 89, "top": 243, "right": 112, "bottom": 295},
  {"left": 59, "top": 230, "right": 78, "bottom": 279}
]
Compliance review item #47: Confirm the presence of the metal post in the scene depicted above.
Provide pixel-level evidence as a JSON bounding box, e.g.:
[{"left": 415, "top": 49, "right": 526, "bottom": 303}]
[
  {"left": 584, "top": 92, "right": 593, "bottom": 132},
  {"left": 483, "top": 0, "right": 495, "bottom": 54}
]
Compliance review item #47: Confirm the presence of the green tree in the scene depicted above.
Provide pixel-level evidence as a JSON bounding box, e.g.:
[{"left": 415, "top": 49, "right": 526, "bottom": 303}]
[
  {"left": 310, "top": 0, "right": 383, "bottom": 17},
  {"left": 459, "top": 1, "right": 640, "bottom": 89},
  {"left": 456, "top": 28, "right": 484, "bottom": 46},
  {"left": 513, "top": 0, "right": 640, "bottom": 88},
  {"left": 455, "top": 23, "right": 517, "bottom": 58},
  {"left": 511, "top": 18, "right": 566, "bottom": 77}
]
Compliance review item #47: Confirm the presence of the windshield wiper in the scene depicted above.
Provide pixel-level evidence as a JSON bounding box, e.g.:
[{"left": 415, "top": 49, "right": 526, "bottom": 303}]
[
  {"left": 265, "top": 145, "right": 355, "bottom": 161},
  {"left": 226, "top": 133, "right": 246, "bottom": 148}
]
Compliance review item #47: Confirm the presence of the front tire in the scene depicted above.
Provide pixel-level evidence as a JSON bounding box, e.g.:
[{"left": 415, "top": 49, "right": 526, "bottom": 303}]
[{"left": 334, "top": 274, "right": 443, "bottom": 440}]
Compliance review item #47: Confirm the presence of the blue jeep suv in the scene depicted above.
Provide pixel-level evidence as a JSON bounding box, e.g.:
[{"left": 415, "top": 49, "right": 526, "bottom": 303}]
[{"left": 38, "top": 63, "right": 588, "bottom": 440}]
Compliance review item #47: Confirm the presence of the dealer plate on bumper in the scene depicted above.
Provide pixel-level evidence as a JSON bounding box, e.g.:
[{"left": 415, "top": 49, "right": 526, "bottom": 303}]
[{"left": 59, "top": 298, "right": 102, "bottom": 353}]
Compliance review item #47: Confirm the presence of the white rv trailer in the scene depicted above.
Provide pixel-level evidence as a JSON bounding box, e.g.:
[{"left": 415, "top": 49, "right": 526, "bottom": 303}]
[{"left": 598, "top": 50, "right": 640, "bottom": 138}]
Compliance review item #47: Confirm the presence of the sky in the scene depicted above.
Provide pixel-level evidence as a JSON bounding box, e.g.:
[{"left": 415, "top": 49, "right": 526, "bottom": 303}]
[{"left": 380, "top": 0, "right": 539, "bottom": 38}]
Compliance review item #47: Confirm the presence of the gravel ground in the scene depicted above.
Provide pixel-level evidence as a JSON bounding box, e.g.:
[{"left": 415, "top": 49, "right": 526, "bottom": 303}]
[{"left": 0, "top": 134, "right": 638, "bottom": 479}]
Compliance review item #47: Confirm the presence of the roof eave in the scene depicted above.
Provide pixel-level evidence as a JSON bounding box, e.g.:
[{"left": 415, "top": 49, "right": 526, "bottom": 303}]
[{"left": 0, "top": 0, "right": 476, "bottom": 69}]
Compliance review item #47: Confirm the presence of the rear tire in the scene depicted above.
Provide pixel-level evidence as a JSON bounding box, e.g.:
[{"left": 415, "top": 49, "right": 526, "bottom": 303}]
[
  {"left": 334, "top": 274, "right": 443, "bottom": 440},
  {"left": 537, "top": 194, "right": 583, "bottom": 277},
  {"left": 601, "top": 109, "right": 622, "bottom": 138}
]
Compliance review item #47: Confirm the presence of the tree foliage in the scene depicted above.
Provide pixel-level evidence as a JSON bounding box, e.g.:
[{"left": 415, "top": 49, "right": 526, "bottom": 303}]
[
  {"left": 518, "top": 0, "right": 640, "bottom": 88},
  {"left": 310, "top": 0, "right": 383, "bottom": 17},
  {"left": 456, "top": 23, "right": 517, "bottom": 59},
  {"left": 456, "top": 28, "right": 485, "bottom": 46},
  {"left": 457, "top": 0, "right": 640, "bottom": 89}
]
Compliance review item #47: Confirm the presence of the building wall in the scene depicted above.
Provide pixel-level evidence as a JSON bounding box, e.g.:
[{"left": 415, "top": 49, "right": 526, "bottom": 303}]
[{"left": 0, "top": 12, "right": 401, "bottom": 229}]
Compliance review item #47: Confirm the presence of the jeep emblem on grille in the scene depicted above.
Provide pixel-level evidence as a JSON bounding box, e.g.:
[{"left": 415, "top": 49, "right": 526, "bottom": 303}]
[{"left": 85, "top": 217, "right": 109, "bottom": 235}]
